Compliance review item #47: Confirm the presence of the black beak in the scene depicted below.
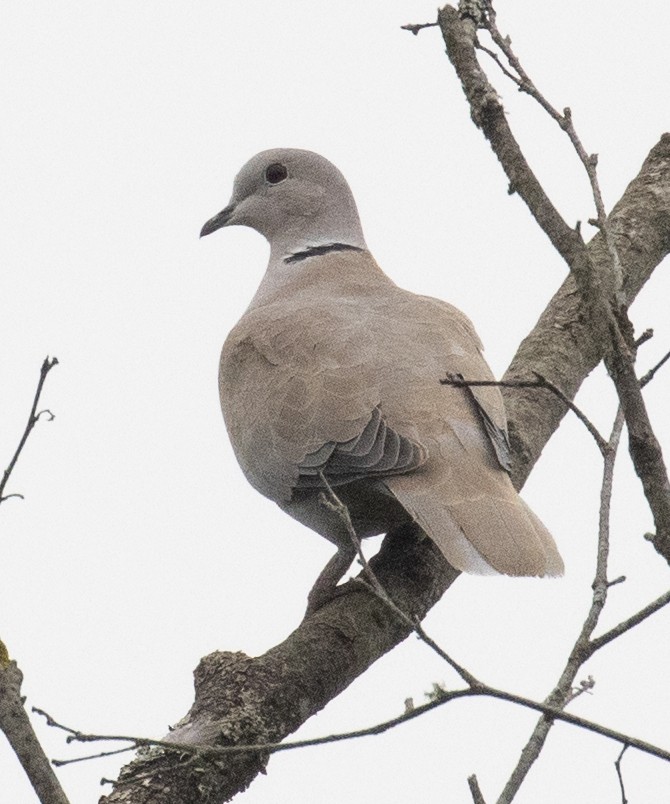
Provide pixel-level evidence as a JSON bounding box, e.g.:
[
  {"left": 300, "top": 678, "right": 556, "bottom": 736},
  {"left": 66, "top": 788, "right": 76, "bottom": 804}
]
[{"left": 200, "top": 203, "right": 235, "bottom": 238}]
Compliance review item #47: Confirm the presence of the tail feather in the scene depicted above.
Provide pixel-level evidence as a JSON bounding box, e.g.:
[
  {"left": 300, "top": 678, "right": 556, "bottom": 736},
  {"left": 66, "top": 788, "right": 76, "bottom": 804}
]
[{"left": 387, "top": 476, "right": 563, "bottom": 578}]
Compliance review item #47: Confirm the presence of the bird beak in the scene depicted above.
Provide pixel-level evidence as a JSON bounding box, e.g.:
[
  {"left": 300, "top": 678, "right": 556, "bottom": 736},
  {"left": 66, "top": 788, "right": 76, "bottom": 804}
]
[{"left": 200, "top": 203, "right": 236, "bottom": 238}]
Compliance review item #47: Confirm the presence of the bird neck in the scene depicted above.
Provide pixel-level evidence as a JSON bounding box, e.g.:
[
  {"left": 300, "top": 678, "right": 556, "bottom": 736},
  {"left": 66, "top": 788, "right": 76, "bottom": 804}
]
[
  {"left": 246, "top": 247, "right": 394, "bottom": 311},
  {"left": 267, "top": 202, "right": 367, "bottom": 264}
]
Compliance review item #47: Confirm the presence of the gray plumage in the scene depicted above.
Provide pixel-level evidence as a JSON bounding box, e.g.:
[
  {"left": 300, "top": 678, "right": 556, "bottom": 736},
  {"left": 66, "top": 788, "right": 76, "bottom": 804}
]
[{"left": 201, "top": 148, "right": 563, "bottom": 609}]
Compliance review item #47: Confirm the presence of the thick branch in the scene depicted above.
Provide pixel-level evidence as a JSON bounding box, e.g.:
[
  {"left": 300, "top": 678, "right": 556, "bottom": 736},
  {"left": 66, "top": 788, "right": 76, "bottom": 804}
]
[{"left": 100, "top": 531, "right": 458, "bottom": 803}]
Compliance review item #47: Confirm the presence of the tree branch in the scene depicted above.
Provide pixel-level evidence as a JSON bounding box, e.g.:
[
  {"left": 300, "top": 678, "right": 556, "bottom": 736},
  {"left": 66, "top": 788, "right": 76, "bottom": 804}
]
[
  {"left": 0, "top": 660, "right": 70, "bottom": 804},
  {"left": 1, "top": 358, "right": 65, "bottom": 801},
  {"left": 440, "top": 374, "right": 608, "bottom": 453},
  {"left": 615, "top": 744, "right": 630, "bottom": 804},
  {"left": 1, "top": 356, "right": 58, "bottom": 505},
  {"left": 502, "top": 132, "right": 670, "bottom": 487},
  {"left": 439, "top": 4, "right": 670, "bottom": 562},
  {"left": 589, "top": 588, "right": 670, "bottom": 653},
  {"left": 100, "top": 533, "right": 459, "bottom": 803},
  {"left": 468, "top": 774, "right": 488, "bottom": 804},
  {"left": 44, "top": 674, "right": 670, "bottom": 767},
  {"left": 497, "top": 406, "right": 625, "bottom": 802}
]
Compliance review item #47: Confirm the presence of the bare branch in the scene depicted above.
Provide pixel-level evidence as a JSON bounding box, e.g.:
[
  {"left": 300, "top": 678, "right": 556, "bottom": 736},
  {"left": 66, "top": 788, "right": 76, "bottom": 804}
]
[
  {"left": 497, "top": 406, "right": 625, "bottom": 802},
  {"left": 589, "top": 589, "right": 670, "bottom": 653},
  {"left": 483, "top": 8, "right": 623, "bottom": 289},
  {"left": 475, "top": 40, "right": 522, "bottom": 86},
  {"left": 314, "top": 455, "right": 670, "bottom": 799},
  {"left": 318, "top": 473, "right": 481, "bottom": 687},
  {"left": 100, "top": 536, "right": 460, "bottom": 803},
  {"left": 439, "top": 4, "right": 670, "bottom": 563},
  {"left": 468, "top": 774, "right": 488, "bottom": 804},
  {"left": 0, "top": 662, "right": 70, "bottom": 804},
  {"left": 67, "top": 423, "right": 670, "bottom": 799},
  {"left": 1, "top": 356, "right": 58, "bottom": 505},
  {"left": 400, "top": 21, "right": 439, "bottom": 36},
  {"left": 53, "top": 746, "right": 135, "bottom": 767},
  {"left": 502, "top": 134, "right": 670, "bottom": 489},
  {"left": 486, "top": 0, "right": 670, "bottom": 560},
  {"left": 640, "top": 349, "right": 670, "bottom": 387},
  {"left": 40, "top": 683, "right": 670, "bottom": 767},
  {"left": 440, "top": 374, "right": 607, "bottom": 453},
  {"left": 438, "top": 6, "right": 585, "bottom": 267},
  {"left": 615, "top": 745, "right": 630, "bottom": 804}
]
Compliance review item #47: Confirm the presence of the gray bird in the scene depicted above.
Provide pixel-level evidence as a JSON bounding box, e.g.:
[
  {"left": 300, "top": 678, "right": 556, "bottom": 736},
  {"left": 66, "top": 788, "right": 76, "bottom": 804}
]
[{"left": 201, "top": 148, "right": 563, "bottom": 613}]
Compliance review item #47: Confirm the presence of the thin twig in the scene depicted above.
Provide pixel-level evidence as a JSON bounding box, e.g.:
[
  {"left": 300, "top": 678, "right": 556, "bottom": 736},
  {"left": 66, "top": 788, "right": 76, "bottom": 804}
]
[
  {"left": 482, "top": 7, "right": 623, "bottom": 288},
  {"left": 400, "top": 21, "right": 439, "bottom": 35},
  {"left": 497, "top": 407, "right": 625, "bottom": 803},
  {"left": 318, "top": 472, "right": 481, "bottom": 688},
  {"left": 474, "top": 41, "right": 520, "bottom": 85},
  {"left": 440, "top": 374, "right": 607, "bottom": 452},
  {"left": 53, "top": 746, "right": 135, "bottom": 767},
  {"left": 442, "top": 344, "right": 670, "bottom": 458},
  {"left": 615, "top": 744, "right": 629, "bottom": 804},
  {"left": 635, "top": 328, "right": 654, "bottom": 349},
  {"left": 33, "top": 707, "right": 213, "bottom": 761},
  {"left": 605, "top": 324, "right": 670, "bottom": 562},
  {"left": 468, "top": 774, "right": 488, "bottom": 804},
  {"left": 0, "top": 356, "right": 58, "bottom": 504},
  {"left": 589, "top": 589, "right": 670, "bottom": 653},
  {"left": 35, "top": 682, "right": 670, "bottom": 765},
  {"left": 564, "top": 675, "right": 595, "bottom": 705},
  {"left": 532, "top": 372, "right": 608, "bottom": 452},
  {"left": 439, "top": 4, "right": 581, "bottom": 266},
  {"left": 639, "top": 349, "right": 670, "bottom": 388}
]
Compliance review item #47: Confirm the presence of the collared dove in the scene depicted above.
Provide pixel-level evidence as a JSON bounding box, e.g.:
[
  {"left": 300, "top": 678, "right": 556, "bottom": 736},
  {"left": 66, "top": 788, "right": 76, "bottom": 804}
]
[{"left": 201, "top": 148, "right": 563, "bottom": 611}]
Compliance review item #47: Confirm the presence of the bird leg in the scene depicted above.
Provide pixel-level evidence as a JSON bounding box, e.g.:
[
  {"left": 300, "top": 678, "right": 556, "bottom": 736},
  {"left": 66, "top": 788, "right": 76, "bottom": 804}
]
[{"left": 304, "top": 542, "right": 358, "bottom": 617}]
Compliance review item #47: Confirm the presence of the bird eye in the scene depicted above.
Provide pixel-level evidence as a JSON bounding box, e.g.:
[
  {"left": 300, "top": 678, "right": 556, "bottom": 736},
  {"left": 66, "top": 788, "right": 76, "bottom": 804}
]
[{"left": 265, "top": 163, "right": 288, "bottom": 184}]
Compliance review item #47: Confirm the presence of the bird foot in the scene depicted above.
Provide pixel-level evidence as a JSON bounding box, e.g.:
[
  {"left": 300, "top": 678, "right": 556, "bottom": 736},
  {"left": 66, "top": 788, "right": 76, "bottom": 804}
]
[{"left": 303, "top": 578, "right": 358, "bottom": 619}]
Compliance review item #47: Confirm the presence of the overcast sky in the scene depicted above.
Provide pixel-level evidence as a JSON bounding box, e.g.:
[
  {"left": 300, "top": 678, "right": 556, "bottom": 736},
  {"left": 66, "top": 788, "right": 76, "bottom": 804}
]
[{"left": 2, "top": 2, "right": 670, "bottom": 802}]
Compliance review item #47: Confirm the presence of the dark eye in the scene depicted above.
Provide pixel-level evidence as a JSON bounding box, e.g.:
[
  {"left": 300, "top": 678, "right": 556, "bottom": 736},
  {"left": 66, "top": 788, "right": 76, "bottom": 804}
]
[{"left": 265, "top": 163, "right": 288, "bottom": 184}]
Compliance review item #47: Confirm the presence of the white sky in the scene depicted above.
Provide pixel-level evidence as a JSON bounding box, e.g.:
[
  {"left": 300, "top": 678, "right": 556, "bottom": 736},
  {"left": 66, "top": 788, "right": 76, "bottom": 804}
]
[{"left": 2, "top": 2, "right": 670, "bottom": 802}]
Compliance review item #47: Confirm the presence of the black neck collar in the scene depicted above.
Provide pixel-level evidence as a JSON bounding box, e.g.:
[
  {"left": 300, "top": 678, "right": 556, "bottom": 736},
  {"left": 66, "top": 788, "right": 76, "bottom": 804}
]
[{"left": 284, "top": 242, "right": 364, "bottom": 264}]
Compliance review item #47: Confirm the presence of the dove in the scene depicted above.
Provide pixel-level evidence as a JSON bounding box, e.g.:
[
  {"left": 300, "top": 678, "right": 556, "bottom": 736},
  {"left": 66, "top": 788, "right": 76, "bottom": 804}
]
[{"left": 200, "top": 148, "right": 563, "bottom": 612}]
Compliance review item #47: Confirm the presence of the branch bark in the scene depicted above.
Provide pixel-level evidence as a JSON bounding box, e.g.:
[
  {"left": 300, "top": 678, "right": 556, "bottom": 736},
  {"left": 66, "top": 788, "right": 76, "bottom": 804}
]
[
  {"left": 503, "top": 133, "right": 670, "bottom": 488},
  {"left": 0, "top": 660, "right": 70, "bottom": 804},
  {"left": 101, "top": 531, "right": 457, "bottom": 802},
  {"left": 100, "top": 16, "right": 670, "bottom": 804}
]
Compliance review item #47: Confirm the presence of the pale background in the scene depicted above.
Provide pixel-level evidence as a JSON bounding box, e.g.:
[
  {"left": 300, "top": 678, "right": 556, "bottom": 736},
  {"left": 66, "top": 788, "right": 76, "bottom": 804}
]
[{"left": 2, "top": 2, "right": 670, "bottom": 802}]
